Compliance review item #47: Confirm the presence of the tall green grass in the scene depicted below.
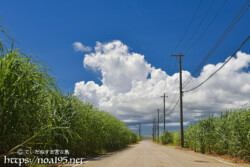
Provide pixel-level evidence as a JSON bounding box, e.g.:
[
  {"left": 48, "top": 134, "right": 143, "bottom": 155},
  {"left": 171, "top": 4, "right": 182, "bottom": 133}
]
[
  {"left": 0, "top": 30, "right": 140, "bottom": 166},
  {"left": 159, "top": 108, "right": 250, "bottom": 161}
]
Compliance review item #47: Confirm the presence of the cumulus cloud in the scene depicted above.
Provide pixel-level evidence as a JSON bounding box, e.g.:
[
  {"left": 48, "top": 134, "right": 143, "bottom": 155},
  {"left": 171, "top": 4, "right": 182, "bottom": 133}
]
[
  {"left": 73, "top": 42, "right": 92, "bottom": 52},
  {"left": 74, "top": 40, "right": 250, "bottom": 130}
]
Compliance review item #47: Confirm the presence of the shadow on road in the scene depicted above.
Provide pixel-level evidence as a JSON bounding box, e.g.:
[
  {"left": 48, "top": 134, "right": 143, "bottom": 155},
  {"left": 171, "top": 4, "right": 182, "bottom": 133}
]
[{"left": 86, "top": 143, "right": 138, "bottom": 162}]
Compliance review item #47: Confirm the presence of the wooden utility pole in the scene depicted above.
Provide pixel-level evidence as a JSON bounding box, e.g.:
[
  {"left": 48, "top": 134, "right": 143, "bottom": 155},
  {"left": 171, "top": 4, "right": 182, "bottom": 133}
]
[
  {"left": 139, "top": 123, "right": 141, "bottom": 137},
  {"left": 157, "top": 109, "right": 160, "bottom": 140},
  {"left": 161, "top": 93, "right": 168, "bottom": 131},
  {"left": 154, "top": 117, "right": 156, "bottom": 141},
  {"left": 171, "top": 53, "right": 184, "bottom": 148},
  {"left": 152, "top": 118, "right": 155, "bottom": 141}
]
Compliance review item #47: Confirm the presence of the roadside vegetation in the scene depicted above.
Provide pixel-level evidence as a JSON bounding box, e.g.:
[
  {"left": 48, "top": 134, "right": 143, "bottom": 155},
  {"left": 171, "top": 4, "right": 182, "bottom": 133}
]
[
  {"left": 157, "top": 108, "right": 250, "bottom": 162},
  {"left": 0, "top": 25, "right": 140, "bottom": 166}
]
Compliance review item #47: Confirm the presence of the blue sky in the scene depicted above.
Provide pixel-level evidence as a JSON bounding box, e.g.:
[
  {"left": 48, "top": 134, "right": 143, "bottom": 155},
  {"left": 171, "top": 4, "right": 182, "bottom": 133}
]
[
  {"left": 1, "top": 0, "right": 250, "bottom": 134},
  {"left": 1, "top": 0, "right": 249, "bottom": 91}
]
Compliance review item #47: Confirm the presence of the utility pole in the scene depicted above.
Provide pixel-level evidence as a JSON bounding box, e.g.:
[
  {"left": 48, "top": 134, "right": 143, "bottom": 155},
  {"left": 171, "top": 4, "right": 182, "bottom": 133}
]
[
  {"left": 157, "top": 109, "right": 160, "bottom": 140},
  {"left": 171, "top": 53, "right": 184, "bottom": 148},
  {"left": 161, "top": 93, "right": 168, "bottom": 131},
  {"left": 154, "top": 117, "right": 156, "bottom": 141},
  {"left": 139, "top": 123, "right": 141, "bottom": 137},
  {"left": 152, "top": 118, "right": 155, "bottom": 141}
]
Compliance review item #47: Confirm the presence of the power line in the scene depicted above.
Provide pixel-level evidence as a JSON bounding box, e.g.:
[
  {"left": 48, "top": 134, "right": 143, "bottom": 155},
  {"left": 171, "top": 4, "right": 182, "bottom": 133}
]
[
  {"left": 181, "top": 0, "right": 215, "bottom": 51},
  {"left": 185, "top": 0, "right": 249, "bottom": 84},
  {"left": 187, "top": 0, "right": 228, "bottom": 52},
  {"left": 160, "top": 113, "right": 164, "bottom": 122},
  {"left": 166, "top": 89, "right": 179, "bottom": 110},
  {"left": 157, "top": 90, "right": 179, "bottom": 124},
  {"left": 173, "top": 0, "right": 203, "bottom": 52},
  {"left": 184, "top": 35, "right": 250, "bottom": 93},
  {"left": 156, "top": 89, "right": 179, "bottom": 124},
  {"left": 183, "top": 1, "right": 249, "bottom": 88},
  {"left": 166, "top": 98, "right": 180, "bottom": 116}
]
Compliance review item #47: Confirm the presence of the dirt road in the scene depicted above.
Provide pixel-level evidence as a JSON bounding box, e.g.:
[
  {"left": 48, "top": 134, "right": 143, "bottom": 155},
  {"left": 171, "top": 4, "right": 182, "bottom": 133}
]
[{"left": 77, "top": 140, "right": 248, "bottom": 167}]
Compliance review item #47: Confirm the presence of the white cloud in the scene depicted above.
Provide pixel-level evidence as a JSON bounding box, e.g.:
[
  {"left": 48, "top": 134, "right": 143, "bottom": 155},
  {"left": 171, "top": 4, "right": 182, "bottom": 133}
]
[
  {"left": 73, "top": 42, "right": 92, "bottom": 52},
  {"left": 74, "top": 40, "right": 250, "bottom": 130}
]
